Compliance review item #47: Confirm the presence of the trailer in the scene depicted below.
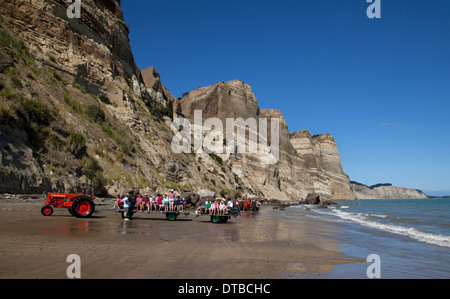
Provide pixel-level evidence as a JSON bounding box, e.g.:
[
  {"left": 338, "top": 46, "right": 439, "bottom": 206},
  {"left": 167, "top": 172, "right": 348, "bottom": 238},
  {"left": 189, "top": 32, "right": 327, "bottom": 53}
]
[
  {"left": 115, "top": 205, "right": 182, "bottom": 221},
  {"left": 115, "top": 205, "right": 239, "bottom": 223},
  {"left": 189, "top": 206, "right": 240, "bottom": 223}
]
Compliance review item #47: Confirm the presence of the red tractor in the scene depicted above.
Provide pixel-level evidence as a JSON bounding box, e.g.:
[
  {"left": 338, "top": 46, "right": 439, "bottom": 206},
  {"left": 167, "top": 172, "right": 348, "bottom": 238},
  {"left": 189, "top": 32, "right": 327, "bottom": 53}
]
[{"left": 41, "top": 193, "right": 96, "bottom": 218}]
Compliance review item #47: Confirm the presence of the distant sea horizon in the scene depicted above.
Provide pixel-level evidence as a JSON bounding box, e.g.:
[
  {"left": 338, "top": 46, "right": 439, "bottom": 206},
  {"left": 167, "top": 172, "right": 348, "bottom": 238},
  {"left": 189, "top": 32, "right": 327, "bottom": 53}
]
[{"left": 425, "top": 193, "right": 450, "bottom": 198}]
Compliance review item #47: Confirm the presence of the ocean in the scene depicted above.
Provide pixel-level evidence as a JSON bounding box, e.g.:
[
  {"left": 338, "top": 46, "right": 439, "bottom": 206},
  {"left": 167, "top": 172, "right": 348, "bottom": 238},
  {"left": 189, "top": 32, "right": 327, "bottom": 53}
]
[{"left": 274, "top": 198, "right": 450, "bottom": 279}]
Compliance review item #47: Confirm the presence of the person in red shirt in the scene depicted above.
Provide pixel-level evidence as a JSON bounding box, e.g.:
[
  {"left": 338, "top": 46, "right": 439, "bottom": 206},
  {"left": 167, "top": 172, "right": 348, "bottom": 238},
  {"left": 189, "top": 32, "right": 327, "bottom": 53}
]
[
  {"left": 141, "top": 194, "right": 150, "bottom": 212},
  {"left": 156, "top": 194, "right": 163, "bottom": 211}
]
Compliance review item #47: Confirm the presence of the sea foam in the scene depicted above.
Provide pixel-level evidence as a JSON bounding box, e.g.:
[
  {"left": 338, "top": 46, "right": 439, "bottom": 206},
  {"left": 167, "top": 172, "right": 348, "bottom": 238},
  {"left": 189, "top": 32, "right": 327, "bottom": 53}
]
[{"left": 311, "top": 207, "right": 450, "bottom": 248}]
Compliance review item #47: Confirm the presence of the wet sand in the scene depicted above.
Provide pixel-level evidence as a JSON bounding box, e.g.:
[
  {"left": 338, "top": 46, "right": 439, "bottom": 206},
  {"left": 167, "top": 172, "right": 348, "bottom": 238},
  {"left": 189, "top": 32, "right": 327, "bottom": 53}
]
[{"left": 0, "top": 201, "right": 364, "bottom": 279}]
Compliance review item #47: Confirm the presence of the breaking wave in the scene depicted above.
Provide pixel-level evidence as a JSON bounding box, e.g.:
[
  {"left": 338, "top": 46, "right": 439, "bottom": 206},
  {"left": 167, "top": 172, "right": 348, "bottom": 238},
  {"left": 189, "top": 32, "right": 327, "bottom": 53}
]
[{"left": 306, "top": 206, "right": 450, "bottom": 249}]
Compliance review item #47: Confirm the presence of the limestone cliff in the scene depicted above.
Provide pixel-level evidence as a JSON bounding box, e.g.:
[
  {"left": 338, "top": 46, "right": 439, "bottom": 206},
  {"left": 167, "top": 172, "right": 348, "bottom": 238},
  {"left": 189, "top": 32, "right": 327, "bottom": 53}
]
[
  {"left": 0, "top": 0, "right": 419, "bottom": 201},
  {"left": 180, "top": 80, "right": 260, "bottom": 123},
  {"left": 179, "top": 81, "right": 309, "bottom": 200},
  {"left": 0, "top": 0, "right": 148, "bottom": 101},
  {"left": 0, "top": 0, "right": 237, "bottom": 197},
  {"left": 290, "top": 130, "right": 356, "bottom": 200},
  {"left": 179, "top": 80, "right": 356, "bottom": 200},
  {"left": 141, "top": 66, "right": 176, "bottom": 111}
]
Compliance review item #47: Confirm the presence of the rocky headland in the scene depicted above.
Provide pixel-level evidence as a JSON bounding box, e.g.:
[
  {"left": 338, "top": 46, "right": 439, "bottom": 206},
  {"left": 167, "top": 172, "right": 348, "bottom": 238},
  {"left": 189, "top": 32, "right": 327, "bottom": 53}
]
[{"left": 350, "top": 182, "right": 428, "bottom": 200}]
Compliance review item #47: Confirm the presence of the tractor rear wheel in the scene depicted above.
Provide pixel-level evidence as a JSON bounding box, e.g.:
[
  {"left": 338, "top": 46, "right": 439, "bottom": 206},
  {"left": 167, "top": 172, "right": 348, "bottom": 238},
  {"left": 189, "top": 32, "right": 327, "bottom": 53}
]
[
  {"left": 71, "top": 197, "right": 95, "bottom": 218},
  {"left": 41, "top": 205, "right": 53, "bottom": 216}
]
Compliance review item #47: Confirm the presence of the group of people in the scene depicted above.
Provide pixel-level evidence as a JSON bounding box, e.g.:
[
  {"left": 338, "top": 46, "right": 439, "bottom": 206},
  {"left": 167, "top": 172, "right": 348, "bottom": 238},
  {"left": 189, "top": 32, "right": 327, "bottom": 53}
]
[
  {"left": 114, "top": 189, "right": 185, "bottom": 220},
  {"left": 114, "top": 189, "right": 253, "bottom": 221},
  {"left": 195, "top": 197, "right": 239, "bottom": 216}
]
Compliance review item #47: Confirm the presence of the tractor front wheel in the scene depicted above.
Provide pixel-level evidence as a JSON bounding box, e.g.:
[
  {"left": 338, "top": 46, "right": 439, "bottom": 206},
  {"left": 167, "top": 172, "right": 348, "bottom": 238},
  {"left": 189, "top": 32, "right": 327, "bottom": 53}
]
[{"left": 71, "top": 197, "right": 95, "bottom": 218}]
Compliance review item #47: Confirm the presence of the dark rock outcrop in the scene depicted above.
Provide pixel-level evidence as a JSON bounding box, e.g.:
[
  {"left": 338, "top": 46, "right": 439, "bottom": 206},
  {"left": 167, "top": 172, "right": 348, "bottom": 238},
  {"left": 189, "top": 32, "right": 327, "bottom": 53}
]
[{"left": 300, "top": 193, "right": 321, "bottom": 205}]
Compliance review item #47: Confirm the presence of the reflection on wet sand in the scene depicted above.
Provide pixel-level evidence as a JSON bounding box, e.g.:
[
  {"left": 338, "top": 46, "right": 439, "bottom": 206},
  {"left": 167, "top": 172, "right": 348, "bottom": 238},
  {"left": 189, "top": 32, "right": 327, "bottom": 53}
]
[
  {"left": 211, "top": 209, "right": 355, "bottom": 278},
  {"left": 0, "top": 202, "right": 361, "bottom": 279},
  {"left": 41, "top": 219, "right": 93, "bottom": 237}
]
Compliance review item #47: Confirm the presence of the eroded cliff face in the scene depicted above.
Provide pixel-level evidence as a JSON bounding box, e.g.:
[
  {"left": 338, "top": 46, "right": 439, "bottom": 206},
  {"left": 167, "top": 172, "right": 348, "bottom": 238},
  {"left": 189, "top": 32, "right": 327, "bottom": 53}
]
[
  {"left": 179, "top": 80, "right": 356, "bottom": 200},
  {"left": 0, "top": 0, "right": 386, "bottom": 201},
  {"left": 0, "top": 0, "right": 147, "bottom": 101},
  {"left": 141, "top": 66, "right": 176, "bottom": 110},
  {"left": 180, "top": 80, "right": 260, "bottom": 124},
  {"left": 0, "top": 0, "right": 230, "bottom": 196},
  {"left": 290, "top": 130, "right": 356, "bottom": 200}
]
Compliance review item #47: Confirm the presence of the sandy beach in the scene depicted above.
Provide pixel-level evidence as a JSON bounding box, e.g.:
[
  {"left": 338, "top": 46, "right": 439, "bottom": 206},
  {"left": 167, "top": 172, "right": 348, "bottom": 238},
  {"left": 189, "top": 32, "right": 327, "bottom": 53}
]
[{"left": 0, "top": 200, "right": 364, "bottom": 279}]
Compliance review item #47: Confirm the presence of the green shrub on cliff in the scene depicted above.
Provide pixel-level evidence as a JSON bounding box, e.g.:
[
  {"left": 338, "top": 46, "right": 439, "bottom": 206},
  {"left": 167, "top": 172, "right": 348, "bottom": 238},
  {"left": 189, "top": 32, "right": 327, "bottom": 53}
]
[
  {"left": 85, "top": 104, "right": 106, "bottom": 123},
  {"left": 82, "top": 156, "right": 106, "bottom": 190},
  {"left": 69, "top": 131, "right": 87, "bottom": 159},
  {"left": 22, "top": 97, "right": 54, "bottom": 125}
]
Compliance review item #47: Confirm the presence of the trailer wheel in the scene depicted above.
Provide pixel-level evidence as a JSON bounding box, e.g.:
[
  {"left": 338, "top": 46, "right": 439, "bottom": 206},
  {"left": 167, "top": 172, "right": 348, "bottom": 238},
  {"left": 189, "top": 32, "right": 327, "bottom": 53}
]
[
  {"left": 166, "top": 213, "right": 177, "bottom": 221},
  {"left": 41, "top": 206, "right": 53, "bottom": 216},
  {"left": 211, "top": 215, "right": 225, "bottom": 223},
  {"left": 71, "top": 197, "right": 95, "bottom": 218}
]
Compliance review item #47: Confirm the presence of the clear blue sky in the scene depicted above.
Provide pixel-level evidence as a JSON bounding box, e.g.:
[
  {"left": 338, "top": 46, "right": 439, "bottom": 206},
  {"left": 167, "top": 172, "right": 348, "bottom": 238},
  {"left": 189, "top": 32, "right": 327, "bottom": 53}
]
[{"left": 121, "top": 0, "right": 450, "bottom": 196}]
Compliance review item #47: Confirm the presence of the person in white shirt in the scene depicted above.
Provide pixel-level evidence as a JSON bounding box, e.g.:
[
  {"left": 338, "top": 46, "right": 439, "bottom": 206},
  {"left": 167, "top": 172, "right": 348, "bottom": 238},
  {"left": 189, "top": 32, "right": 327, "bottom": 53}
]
[
  {"left": 149, "top": 196, "right": 155, "bottom": 211},
  {"left": 219, "top": 201, "right": 226, "bottom": 215},
  {"left": 122, "top": 196, "right": 130, "bottom": 220},
  {"left": 227, "top": 200, "right": 233, "bottom": 213}
]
